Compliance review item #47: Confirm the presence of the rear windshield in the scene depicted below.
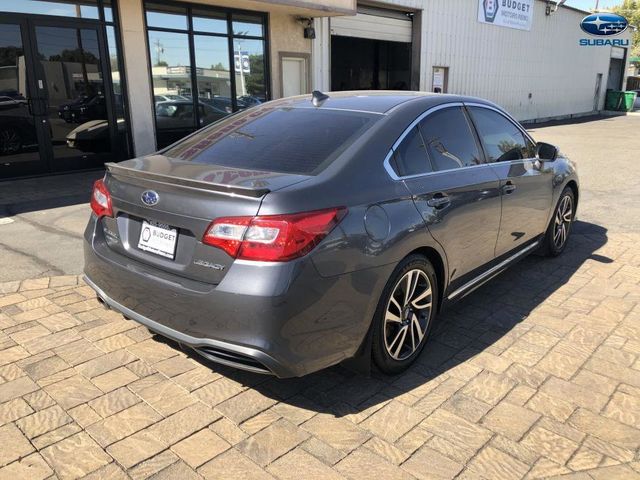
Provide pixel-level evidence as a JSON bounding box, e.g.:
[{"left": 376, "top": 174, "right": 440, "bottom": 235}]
[{"left": 162, "top": 106, "right": 378, "bottom": 175}]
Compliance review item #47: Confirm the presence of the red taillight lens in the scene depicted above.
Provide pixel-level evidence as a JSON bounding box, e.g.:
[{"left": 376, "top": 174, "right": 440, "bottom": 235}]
[
  {"left": 202, "top": 207, "right": 346, "bottom": 262},
  {"left": 90, "top": 179, "right": 113, "bottom": 218}
]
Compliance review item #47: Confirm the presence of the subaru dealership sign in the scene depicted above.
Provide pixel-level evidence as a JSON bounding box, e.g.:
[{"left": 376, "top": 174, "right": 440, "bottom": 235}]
[{"left": 478, "top": 0, "right": 534, "bottom": 31}]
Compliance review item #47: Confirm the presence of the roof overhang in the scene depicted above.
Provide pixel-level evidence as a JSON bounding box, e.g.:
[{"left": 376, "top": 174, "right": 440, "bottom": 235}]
[{"left": 188, "top": 0, "right": 356, "bottom": 17}]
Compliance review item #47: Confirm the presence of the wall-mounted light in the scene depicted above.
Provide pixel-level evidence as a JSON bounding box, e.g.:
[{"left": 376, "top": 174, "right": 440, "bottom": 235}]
[
  {"left": 296, "top": 17, "right": 315, "bottom": 39},
  {"left": 546, "top": 0, "right": 567, "bottom": 16}
]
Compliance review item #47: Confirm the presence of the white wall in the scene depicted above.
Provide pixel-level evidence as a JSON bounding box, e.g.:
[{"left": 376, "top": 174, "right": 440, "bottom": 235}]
[
  {"left": 316, "top": 0, "right": 632, "bottom": 121},
  {"left": 422, "top": 0, "right": 632, "bottom": 120}
]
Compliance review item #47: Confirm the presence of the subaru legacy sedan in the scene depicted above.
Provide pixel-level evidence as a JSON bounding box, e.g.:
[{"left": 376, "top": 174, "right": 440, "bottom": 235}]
[{"left": 84, "top": 91, "right": 578, "bottom": 377}]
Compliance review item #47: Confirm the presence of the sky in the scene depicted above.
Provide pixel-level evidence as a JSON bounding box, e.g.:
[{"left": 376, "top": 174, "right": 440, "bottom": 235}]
[{"left": 564, "top": 0, "right": 622, "bottom": 11}]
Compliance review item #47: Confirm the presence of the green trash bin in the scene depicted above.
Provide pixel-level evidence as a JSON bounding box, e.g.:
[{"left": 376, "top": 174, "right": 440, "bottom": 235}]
[
  {"left": 605, "top": 90, "right": 638, "bottom": 111},
  {"left": 622, "top": 91, "right": 637, "bottom": 112}
]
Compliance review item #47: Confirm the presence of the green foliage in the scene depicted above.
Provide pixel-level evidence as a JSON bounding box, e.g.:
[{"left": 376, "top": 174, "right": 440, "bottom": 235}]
[{"left": 613, "top": 0, "right": 640, "bottom": 57}]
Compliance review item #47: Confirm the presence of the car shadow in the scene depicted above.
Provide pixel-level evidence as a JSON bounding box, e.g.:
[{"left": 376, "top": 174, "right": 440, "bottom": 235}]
[{"left": 154, "top": 220, "right": 610, "bottom": 416}]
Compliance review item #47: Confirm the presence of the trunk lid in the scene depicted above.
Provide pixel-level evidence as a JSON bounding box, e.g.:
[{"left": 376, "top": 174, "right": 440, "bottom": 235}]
[{"left": 99, "top": 155, "right": 309, "bottom": 284}]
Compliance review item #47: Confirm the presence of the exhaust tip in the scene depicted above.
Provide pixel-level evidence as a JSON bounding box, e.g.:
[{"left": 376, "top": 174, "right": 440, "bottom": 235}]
[{"left": 96, "top": 295, "right": 110, "bottom": 310}]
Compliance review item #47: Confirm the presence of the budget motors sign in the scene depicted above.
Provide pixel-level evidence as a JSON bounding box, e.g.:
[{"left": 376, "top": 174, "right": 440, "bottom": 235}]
[{"left": 478, "top": 0, "right": 534, "bottom": 31}]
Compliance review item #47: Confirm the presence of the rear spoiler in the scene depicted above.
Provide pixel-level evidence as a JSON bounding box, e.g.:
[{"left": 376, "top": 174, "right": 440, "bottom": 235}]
[{"left": 105, "top": 163, "right": 270, "bottom": 199}]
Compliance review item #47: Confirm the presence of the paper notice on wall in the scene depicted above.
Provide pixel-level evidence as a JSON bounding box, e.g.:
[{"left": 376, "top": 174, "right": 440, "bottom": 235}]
[{"left": 478, "top": 0, "right": 534, "bottom": 31}]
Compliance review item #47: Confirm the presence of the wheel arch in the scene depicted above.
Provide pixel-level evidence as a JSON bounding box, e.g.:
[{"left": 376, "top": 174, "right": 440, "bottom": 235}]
[{"left": 565, "top": 180, "right": 579, "bottom": 216}]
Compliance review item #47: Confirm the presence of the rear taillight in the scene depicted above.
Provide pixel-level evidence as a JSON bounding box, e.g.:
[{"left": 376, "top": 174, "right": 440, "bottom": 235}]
[
  {"left": 90, "top": 179, "right": 113, "bottom": 218},
  {"left": 203, "top": 207, "right": 346, "bottom": 262}
]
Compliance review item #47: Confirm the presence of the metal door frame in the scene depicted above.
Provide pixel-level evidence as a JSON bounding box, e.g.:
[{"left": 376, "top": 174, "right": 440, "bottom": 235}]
[{"left": 0, "top": 12, "right": 116, "bottom": 177}]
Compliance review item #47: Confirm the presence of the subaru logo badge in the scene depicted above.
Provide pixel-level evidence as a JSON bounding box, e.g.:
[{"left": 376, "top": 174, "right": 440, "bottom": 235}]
[
  {"left": 141, "top": 190, "right": 159, "bottom": 206},
  {"left": 581, "top": 13, "right": 628, "bottom": 36}
]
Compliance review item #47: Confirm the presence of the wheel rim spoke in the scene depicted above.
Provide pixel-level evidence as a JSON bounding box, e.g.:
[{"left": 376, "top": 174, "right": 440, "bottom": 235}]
[
  {"left": 411, "top": 286, "right": 432, "bottom": 310},
  {"left": 389, "top": 325, "right": 408, "bottom": 359},
  {"left": 412, "top": 313, "right": 425, "bottom": 343}
]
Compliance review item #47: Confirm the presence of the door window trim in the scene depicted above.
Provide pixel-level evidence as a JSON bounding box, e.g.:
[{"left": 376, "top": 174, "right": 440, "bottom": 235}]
[
  {"left": 464, "top": 102, "right": 537, "bottom": 147},
  {"left": 383, "top": 101, "right": 537, "bottom": 181}
]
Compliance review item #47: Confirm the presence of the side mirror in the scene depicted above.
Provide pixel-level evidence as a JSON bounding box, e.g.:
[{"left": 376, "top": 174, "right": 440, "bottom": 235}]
[{"left": 536, "top": 142, "right": 558, "bottom": 161}]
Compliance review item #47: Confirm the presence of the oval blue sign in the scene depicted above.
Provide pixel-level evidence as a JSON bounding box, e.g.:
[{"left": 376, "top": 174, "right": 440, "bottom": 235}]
[
  {"left": 141, "top": 190, "right": 159, "bottom": 206},
  {"left": 581, "top": 13, "right": 628, "bottom": 36}
]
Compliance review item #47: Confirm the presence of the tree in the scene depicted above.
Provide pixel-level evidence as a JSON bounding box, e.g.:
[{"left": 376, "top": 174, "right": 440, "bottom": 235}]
[
  {"left": 613, "top": 0, "right": 640, "bottom": 57},
  {"left": 211, "top": 62, "right": 227, "bottom": 71},
  {"left": 154, "top": 60, "right": 168, "bottom": 67}
]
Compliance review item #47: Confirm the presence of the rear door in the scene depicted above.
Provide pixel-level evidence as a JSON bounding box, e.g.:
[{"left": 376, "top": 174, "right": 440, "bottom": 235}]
[
  {"left": 466, "top": 104, "right": 553, "bottom": 257},
  {"left": 395, "top": 104, "right": 502, "bottom": 293}
]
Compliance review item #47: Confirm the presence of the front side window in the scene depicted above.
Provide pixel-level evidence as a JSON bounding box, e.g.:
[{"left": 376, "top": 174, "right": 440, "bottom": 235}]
[
  {"left": 391, "top": 127, "right": 432, "bottom": 177},
  {"left": 419, "top": 107, "right": 482, "bottom": 171},
  {"left": 468, "top": 107, "right": 535, "bottom": 162}
]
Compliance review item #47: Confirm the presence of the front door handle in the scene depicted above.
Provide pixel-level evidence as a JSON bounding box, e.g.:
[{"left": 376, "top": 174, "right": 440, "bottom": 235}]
[
  {"left": 427, "top": 193, "right": 451, "bottom": 209},
  {"left": 502, "top": 182, "right": 517, "bottom": 195}
]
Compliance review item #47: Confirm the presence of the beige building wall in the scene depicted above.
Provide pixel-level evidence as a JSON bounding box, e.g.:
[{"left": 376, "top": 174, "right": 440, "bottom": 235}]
[{"left": 269, "top": 13, "right": 313, "bottom": 98}]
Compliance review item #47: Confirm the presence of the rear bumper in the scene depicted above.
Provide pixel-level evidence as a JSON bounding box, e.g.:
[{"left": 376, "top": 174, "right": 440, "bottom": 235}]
[
  {"left": 84, "top": 216, "right": 390, "bottom": 378},
  {"left": 84, "top": 274, "right": 280, "bottom": 375}
]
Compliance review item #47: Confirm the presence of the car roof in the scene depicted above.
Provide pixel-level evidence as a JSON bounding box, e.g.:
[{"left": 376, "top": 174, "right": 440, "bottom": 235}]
[{"left": 269, "top": 91, "right": 494, "bottom": 114}]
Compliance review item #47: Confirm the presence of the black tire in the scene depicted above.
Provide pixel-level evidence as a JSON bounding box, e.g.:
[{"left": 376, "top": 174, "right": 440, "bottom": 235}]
[
  {"left": 372, "top": 255, "right": 439, "bottom": 375},
  {"left": 541, "top": 187, "right": 575, "bottom": 257}
]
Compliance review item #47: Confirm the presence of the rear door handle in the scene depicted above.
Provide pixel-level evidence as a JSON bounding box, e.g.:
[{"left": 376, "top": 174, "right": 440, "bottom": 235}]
[
  {"left": 502, "top": 182, "right": 517, "bottom": 195},
  {"left": 427, "top": 194, "right": 451, "bottom": 209}
]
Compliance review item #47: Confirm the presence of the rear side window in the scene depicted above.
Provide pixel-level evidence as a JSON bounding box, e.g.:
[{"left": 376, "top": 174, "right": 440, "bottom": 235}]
[
  {"left": 391, "top": 127, "right": 432, "bottom": 177},
  {"left": 163, "top": 107, "right": 377, "bottom": 175},
  {"left": 418, "top": 107, "right": 483, "bottom": 171},
  {"left": 468, "top": 107, "right": 535, "bottom": 162}
]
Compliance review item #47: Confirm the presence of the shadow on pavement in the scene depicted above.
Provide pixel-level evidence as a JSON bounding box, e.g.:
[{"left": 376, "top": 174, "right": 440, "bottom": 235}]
[
  {"left": 147, "top": 220, "right": 611, "bottom": 415},
  {"left": 0, "top": 169, "right": 103, "bottom": 216}
]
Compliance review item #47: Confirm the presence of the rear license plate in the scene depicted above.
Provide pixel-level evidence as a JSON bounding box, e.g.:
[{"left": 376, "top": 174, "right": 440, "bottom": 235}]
[{"left": 137, "top": 221, "right": 178, "bottom": 259}]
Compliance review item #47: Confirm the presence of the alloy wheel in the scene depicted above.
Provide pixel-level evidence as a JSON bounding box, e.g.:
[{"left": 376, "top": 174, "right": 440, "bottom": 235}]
[
  {"left": 384, "top": 269, "right": 433, "bottom": 361},
  {"left": 553, "top": 195, "right": 573, "bottom": 249}
]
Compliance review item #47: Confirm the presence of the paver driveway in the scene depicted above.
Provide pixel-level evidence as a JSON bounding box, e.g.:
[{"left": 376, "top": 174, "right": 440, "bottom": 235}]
[{"left": 1, "top": 115, "right": 640, "bottom": 479}]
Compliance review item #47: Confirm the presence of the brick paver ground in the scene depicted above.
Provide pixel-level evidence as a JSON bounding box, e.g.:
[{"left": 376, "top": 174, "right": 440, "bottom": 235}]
[{"left": 1, "top": 221, "right": 639, "bottom": 479}]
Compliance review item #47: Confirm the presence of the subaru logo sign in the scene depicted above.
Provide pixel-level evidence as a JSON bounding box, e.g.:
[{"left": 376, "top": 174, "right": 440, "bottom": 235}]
[
  {"left": 580, "top": 13, "right": 628, "bottom": 36},
  {"left": 141, "top": 190, "right": 159, "bottom": 206}
]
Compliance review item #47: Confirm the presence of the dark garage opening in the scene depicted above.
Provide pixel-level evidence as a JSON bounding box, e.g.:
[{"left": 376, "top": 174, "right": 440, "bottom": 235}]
[{"left": 331, "top": 36, "right": 411, "bottom": 91}]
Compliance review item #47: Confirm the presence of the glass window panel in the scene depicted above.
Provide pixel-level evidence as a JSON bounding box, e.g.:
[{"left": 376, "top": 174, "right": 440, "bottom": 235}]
[
  {"left": 34, "top": 26, "right": 112, "bottom": 159},
  {"left": 0, "top": 0, "right": 99, "bottom": 18},
  {"left": 193, "top": 10, "right": 228, "bottom": 34},
  {"left": 194, "top": 35, "right": 232, "bottom": 127},
  {"left": 148, "top": 30, "right": 194, "bottom": 148},
  {"left": 165, "top": 108, "right": 378, "bottom": 175},
  {"left": 232, "top": 14, "right": 264, "bottom": 37},
  {"left": 419, "top": 107, "right": 482, "bottom": 170},
  {"left": 233, "top": 38, "right": 266, "bottom": 108},
  {"left": 145, "top": 4, "right": 188, "bottom": 30},
  {"left": 0, "top": 23, "right": 40, "bottom": 162},
  {"left": 468, "top": 107, "right": 534, "bottom": 162},
  {"left": 393, "top": 127, "right": 431, "bottom": 177}
]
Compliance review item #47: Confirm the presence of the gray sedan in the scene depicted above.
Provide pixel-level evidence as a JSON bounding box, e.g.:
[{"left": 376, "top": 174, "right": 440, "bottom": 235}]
[{"left": 84, "top": 91, "right": 578, "bottom": 377}]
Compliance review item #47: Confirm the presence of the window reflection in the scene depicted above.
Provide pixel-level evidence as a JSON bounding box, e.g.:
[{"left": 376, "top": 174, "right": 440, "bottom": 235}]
[
  {"left": 0, "top": 24, "right": 40, "bottom": 160},
  {"left": 0, "top": 0, "right": 99, "bottom": 19},
  {"left": 232, "top": 14, "right": 264, "bottom": 37},
  {"left": 234, "top": 38, "right": 266, "bottom": 108},
  {"left": 146, "top": 3, "right": 188, "bottom": 30},
  {"left": 145, "top": 5, "right": 268, "bottom": 148},
  {"left": 193, "top": 10, "right": 227, "bottom": 34},
  {"left": 194, "top": 35, "right": 232, "bottom": 127}
]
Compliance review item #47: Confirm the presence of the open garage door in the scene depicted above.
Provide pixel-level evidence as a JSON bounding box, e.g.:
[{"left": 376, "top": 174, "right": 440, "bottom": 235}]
[{"left": 330, "top": 6, "right": 413, "bottom": 91}]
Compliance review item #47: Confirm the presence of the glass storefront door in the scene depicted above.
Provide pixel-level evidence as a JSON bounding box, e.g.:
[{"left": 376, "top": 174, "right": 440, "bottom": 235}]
[{"left": 0, "top": 14, "right": 119, "bottom": 179}]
